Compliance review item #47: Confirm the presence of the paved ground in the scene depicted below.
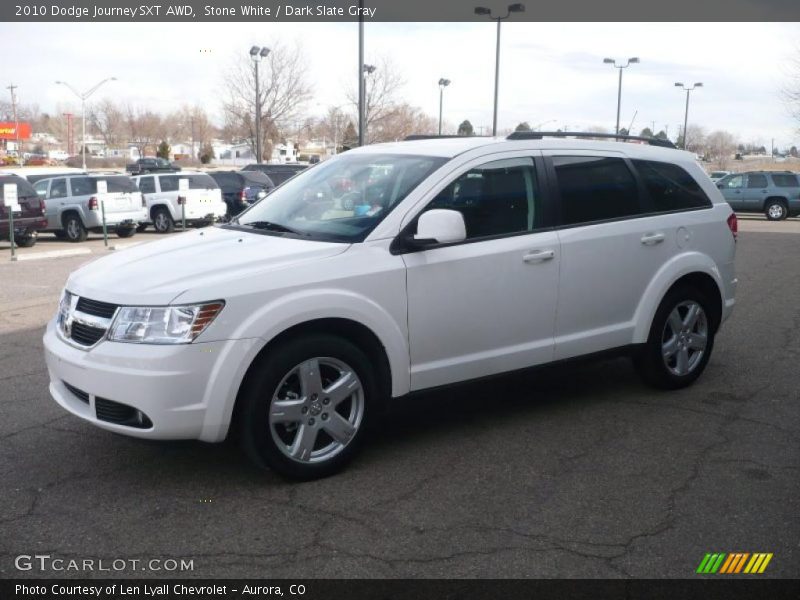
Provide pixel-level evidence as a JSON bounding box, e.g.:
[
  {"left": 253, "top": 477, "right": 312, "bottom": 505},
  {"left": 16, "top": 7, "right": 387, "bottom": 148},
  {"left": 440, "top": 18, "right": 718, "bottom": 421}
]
[{"left": 0, "top": 219, "right": 798, "bottom": 579}]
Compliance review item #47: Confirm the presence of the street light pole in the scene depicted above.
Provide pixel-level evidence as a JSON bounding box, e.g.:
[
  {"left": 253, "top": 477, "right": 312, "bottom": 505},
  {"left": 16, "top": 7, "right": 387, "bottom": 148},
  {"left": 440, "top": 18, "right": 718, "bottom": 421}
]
[
  {"left": 438, "top": 78, "right": 451, "bottom": 135},
  {"left": 602, "top": 57, "right": 639, "bottom": 136},
  {"left": 6, "top": 84, "right": 20, "bottom": 165},
  {"left": 55, "top": 77, "right": 117, "bottom": 170},
  {"left": 674, "top": 82, "right": 703, "bottom": 150},
  {"left": 250, "top": 46, "right": 270, "bottom": 164},
  {"left": 361, "top": 64, "right": 376, "bottom": 145},
  {"left": 358, "top": 0, "right": 365, "bottom": 146},
  {"left": 475, "top": 4, "right": 525, "bottom": 136}
]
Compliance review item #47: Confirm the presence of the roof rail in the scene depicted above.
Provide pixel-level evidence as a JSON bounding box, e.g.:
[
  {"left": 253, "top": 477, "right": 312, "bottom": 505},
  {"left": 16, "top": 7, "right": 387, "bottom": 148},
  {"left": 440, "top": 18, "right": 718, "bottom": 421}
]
[
  {"left": 403, "top": 134, "right": 484, "bottom": 141},
  {"left": 506, "top": 130, "right": 677, "bottom": 149}
]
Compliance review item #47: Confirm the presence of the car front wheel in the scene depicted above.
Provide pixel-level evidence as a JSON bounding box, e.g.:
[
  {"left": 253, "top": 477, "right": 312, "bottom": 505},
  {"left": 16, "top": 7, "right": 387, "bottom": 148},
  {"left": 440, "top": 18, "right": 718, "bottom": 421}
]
[
  {"left": 238, "top": 333, "right": 377, "bottom": 480},
  {"left": 765, "top": 200, "right": 788, "bottom": 221},
  {"left": 635, "top": 285, "right": 715, "bottom": 390}
]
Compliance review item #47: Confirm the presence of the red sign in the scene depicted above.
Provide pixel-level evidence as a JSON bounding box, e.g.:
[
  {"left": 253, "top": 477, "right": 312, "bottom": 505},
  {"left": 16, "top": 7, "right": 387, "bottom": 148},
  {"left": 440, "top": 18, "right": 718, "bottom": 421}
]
[{"left": 0, "top": 122, "right": 32, "bottom": 140}]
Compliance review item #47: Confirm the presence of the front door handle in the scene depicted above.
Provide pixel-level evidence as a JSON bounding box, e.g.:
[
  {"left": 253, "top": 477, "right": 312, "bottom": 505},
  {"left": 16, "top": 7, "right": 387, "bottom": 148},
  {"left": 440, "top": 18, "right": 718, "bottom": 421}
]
[
  {"left": 523, "top": 249, "right": 555, "bottom": 263},
  {"left": 641, "top": 232, "right": 665, "bottom": 246}
]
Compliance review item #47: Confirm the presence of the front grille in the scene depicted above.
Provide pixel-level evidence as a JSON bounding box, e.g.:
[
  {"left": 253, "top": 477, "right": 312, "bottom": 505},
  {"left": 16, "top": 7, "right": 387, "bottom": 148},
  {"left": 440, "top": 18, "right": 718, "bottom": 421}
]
[
  {"left": 76, "top": 297, "right": 118, "bottom": 319},
  {"left": 63, "top": 381, "right": 89, "bottom": 404},
  {"left": 95, "top": 398, "right": 152, "bottom": 429},
  {"left": 70, "top": 321, "right": 106, "bottom": 346}
]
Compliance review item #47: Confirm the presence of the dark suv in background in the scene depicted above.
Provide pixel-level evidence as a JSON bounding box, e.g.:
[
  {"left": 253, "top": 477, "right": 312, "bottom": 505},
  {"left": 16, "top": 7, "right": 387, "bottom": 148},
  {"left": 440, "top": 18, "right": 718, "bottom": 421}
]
[
  {"left": 242, "top": 163, "right": 307, "bottom": 186},
  {"left": 716, "top": 171, "right": 800, "bottom": 220},
  {"left": 210, "top": 170, "right": 275, "bottom": 218},
  {"left": 0, "top": 175, "right": 47, "bottom": 247}
]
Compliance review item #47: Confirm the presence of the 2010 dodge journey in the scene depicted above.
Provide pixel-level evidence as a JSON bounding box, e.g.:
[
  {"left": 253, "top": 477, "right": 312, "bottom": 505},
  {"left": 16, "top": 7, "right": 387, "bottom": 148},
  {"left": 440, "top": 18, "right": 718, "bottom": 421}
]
[{"left": 44, "top": 133, "right": 737, "bottom": 479}]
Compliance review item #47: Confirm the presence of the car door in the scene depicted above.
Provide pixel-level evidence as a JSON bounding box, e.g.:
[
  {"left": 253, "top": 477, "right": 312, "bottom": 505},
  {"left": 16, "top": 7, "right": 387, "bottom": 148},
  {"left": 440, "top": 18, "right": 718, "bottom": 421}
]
[
  {"left": 742, "top": 173, "right": 768, "bottom": 211},
  {"left": 401, "top": 154, "right": 560, "bottom": 391},
  {"left": 545, "top": 151, "right": 672, "bottom": 359},
  {"left": 718, "top": 174, "right": 745, "bottom": 210}
]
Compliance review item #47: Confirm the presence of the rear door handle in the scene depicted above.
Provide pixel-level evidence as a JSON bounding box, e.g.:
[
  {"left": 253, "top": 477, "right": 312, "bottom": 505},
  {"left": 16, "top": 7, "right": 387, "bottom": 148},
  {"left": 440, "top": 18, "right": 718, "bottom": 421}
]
[
  {"left": 523, "top": 249, "right": 555, "bottom": 263},
  {"left": 641, "top": 232, "right": 665, "bottom": 246}
]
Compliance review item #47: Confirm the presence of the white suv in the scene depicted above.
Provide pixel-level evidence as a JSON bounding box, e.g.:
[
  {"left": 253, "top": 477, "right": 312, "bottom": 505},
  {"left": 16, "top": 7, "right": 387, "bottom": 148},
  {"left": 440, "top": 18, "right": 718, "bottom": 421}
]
[
  {"left": 131, "top": 172, "right": 226, "bottom": 233},
  {"left": 44, "top": 134, "right": 737, "bottom": 479}
]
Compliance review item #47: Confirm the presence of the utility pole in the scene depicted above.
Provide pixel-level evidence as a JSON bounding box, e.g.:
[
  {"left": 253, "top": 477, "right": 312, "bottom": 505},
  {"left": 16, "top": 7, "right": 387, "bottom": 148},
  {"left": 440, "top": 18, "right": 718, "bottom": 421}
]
[
  {"left": 357, "top": 0, "right": 365, "bottom": 146},
  {"left": 7, "top": 84, "right": 21, "bottom": 165},
  {"left": 63, "top": 113, "right": 74, "bottom": 156}
]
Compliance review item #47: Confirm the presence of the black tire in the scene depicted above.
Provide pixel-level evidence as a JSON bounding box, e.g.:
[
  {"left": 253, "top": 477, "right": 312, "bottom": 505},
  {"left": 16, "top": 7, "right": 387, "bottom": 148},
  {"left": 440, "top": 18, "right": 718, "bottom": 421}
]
[
  {"left": 152, "top": 207, "right": 174, "bottom": 233},
  {"left": 53, "top": 230, "right": 67, "bottom": 240},
  {"left": 634, "top": 285, "right": 716, "bottom": 390},
  {"left": 238, "top": 333, "right": 381, "bottom": 480},
  {"left": 62, "top": 213, "right": 88, "bottom": 243},
  {"left": 116, "top": 227, "right": 136, "bottom": 238},
  {"left": 16, "top": 234, "right": 37, "bottom": 248},
  {"left": 136, "top": 223, "right": 149, "bottom": 233},
  {"left": 764, "top": 199, "right": 788, "bottom": 221}
]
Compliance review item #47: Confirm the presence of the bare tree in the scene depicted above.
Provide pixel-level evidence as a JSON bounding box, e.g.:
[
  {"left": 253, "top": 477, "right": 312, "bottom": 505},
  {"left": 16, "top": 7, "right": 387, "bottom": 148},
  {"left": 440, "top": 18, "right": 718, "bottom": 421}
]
[
  {"left": 366, "top": 103, "right": 437, "bottom": 142},
  {"left": 125, "top": 105, "right": 162, "bottom": 158},
  {"left": 89, "top": 98, "right": 126, "bottom": 148},
  {"left": 783, "top": 46, "right": 800, "bottom": 129},
  {"left": 705, "top": 130, "right": 738, "bottom": 169},
  {"left": 222, "top": 41, "right": 312, "bottom": 160},
  {"left": 346, "top": 56, "right": 406, "bottom": 144}
]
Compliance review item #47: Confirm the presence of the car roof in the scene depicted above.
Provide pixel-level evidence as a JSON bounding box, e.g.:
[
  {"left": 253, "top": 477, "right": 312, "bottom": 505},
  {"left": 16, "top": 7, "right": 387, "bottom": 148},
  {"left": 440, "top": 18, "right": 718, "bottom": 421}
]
[{"left": 345, "top": 136, "right": 694, "bottom": 162}]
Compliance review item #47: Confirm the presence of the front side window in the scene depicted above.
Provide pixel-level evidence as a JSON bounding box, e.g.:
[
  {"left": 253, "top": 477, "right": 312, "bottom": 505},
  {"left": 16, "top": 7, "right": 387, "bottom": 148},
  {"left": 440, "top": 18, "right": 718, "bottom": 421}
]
[
  {"left": 233, "top": 153, "right": 446, "bottom": 242},
  {"left": 552, "top": 156, "right": 641, "bottom": 225},
  {"left": 633, "top": 160, "right": 712, "bottom": 212},
  {"left": 747, "top": 174, "right": 768, "bottom": 188},
  {"left": 721, "top": 175, "right": 744, "bottom": 189},
  {"left": 138, "top": 176, "right": 155, "bottom": 194},
  {"left": 427, "top": 157, "right": 540, "bottom": 239}
]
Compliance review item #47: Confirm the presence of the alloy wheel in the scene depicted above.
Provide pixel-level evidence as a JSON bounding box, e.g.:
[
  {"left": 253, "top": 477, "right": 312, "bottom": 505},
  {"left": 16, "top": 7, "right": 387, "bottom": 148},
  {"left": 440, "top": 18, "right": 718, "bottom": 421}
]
[{"left": 661, "top": 300, "right": 708, "bottom": 376}]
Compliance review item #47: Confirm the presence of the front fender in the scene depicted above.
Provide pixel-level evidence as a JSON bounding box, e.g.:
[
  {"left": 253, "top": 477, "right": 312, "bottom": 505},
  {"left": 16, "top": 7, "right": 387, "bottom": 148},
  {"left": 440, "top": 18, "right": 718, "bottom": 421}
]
[{"left": 632, "top": 251, "right": 723, "bottom": 343}]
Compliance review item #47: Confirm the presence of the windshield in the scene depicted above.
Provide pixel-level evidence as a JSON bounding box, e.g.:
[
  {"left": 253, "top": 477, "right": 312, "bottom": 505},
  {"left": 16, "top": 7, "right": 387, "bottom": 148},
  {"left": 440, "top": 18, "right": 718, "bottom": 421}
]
[{"left": 232, "top": 153, "right": 446, "bottom": 242}]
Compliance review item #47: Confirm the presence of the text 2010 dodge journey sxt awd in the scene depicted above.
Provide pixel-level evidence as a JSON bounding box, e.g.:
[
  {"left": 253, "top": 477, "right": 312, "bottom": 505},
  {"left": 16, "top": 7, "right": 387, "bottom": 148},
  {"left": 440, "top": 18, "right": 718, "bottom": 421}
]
[{"left": 44, "top": 134, "right": 737, "bottom": 479}]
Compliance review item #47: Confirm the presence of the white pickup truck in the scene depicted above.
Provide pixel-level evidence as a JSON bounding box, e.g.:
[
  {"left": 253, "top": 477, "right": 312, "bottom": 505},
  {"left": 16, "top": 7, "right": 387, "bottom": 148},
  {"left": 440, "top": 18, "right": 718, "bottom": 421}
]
[{"left": 132, "top": 172, "right": 227, "bottom": 233}]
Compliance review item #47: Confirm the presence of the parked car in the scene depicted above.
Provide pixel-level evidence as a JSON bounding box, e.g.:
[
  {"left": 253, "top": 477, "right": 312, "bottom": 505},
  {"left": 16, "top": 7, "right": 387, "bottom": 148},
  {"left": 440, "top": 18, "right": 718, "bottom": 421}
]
[
  {"left": 44, "top": 134, "right": 736, "bottom": 480},
  {"left": 241, "top": 163, "right": 307, "bottom": 185},
  {"left": 0, "top": 166, "right": 86, "bottom": 183},
  {"left": 715, "top": 170, "right": 800, "bottom": 220},
  {"left": 126, "top": 157, "right": 181, "bottom": 175},
  {"left": 708, "top": 170, "right": 730, "bottom": 182},
  {"left": 132, "top": 172, "right": 227, "bottom": 233},
  {"left": 209, "top": 170, "right": 275, "bottom": 217},
  {"left": 0, "top": 174, "right": 47, "bottom": 247},
  {"left": 32, "top": 174, "right": 147, "bottom": 242}
]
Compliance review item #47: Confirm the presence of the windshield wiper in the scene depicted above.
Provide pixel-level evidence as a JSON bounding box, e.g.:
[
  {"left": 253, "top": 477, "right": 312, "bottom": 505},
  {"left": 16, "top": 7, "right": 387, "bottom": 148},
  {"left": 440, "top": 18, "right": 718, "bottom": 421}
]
[{"left": 241, "top": 220, "right": 307, "bottom": 236}]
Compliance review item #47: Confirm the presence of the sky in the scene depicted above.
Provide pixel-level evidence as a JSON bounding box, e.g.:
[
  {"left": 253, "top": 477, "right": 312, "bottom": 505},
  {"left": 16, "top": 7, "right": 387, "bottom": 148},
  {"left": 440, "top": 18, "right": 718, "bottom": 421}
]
[{"left": 2, "top": 21, "right": 799, "bottom": 148}]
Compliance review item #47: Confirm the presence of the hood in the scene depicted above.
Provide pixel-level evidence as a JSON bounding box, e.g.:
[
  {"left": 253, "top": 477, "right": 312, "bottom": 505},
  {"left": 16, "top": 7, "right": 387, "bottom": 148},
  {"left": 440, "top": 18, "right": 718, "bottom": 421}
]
[{"left": 67, "top": 226, "right": 350, "bottom": 306}]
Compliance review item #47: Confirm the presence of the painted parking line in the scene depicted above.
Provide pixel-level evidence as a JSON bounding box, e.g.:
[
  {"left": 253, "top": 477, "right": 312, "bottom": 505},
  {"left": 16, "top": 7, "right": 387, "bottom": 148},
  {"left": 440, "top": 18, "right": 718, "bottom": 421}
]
[{"left": 12, "top": 248, "right": 93, "bottom": 262}]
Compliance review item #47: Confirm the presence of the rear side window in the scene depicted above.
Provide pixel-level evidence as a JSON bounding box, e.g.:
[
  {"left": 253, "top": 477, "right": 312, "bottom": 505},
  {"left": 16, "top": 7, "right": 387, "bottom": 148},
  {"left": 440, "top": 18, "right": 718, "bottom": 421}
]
[
  {"left": 70, "top": 177, "right": 94, "bottom": 196},
  {"left": 138, "top": 176, "right": 156, "bottom": 194},
  {"left": 632, "top": 160, "right": 712, "bottom": 212},
  {"left": 747, "top": 174, "right": 768, "bottom": 188},
  {"left": 552, "top": 156, "right": 641, "bottom": 225},
  {"left": 771, "top": 173, "right": 799, "bottom": 187}
]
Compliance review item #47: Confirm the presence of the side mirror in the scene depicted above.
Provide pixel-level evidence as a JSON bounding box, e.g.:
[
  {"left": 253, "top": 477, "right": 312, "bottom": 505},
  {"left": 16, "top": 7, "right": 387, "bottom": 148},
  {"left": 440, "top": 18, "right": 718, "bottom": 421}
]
[{"left": 412, "top": 209, "right": 467, "bottom": 246}]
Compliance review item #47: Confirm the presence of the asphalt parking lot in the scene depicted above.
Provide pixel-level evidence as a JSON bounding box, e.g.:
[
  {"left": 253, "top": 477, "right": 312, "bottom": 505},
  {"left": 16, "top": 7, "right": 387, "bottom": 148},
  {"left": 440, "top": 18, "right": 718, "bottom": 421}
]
[{"left": 0, "top": 218, "right": 798, "bottom": 579}]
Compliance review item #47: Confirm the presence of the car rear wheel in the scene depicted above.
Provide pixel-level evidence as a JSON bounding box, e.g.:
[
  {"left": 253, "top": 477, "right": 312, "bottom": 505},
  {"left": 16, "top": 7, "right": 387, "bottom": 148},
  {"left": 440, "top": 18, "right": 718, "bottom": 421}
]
[
  {"left": 116, "top": 227, "right": 136, "bottom": 238},
  {"left": 765, "top": 200, "right": 788, "bottom": 221},
  {"left": 136, "top": 223, "right": 149, "bottom": 233},
  {"left": 238, "top": 333, "right": 378, "bottom": 480},
  {"left": 152, "top": 208, "right": 174, "bottom": 233},
  {"left": 15, "top": 233, "right": 37, "bottom": 248},
  {"left": 634, "top": 285, "right": 715, "bottom": 390},
  {"left": 62, "top": 214, "right": 88, "bottom": 243}
]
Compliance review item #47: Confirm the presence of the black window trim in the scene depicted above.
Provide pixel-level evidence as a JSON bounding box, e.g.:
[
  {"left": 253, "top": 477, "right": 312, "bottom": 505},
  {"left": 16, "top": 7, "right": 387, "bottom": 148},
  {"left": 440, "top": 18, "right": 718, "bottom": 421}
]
[
  {"left": 391, "top": 155, "right": 556, "bottom": 255},
  {"left": 543, "top": 154, "right": 713, "bottom": 231}
]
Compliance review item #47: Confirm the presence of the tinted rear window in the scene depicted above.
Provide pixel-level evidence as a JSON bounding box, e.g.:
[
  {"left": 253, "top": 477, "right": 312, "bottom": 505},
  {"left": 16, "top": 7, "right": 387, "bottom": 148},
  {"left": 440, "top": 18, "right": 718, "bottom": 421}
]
[
  {"left": 552, "top": 156, "right": 641, "bottom": 225},
  {"left": 748, "top": 174, "right": 768, "bottom": 188},
  {"left": 70, "top": 176, "right": 138, "bottom": 195},
  {"left": 0, "top": 176, "right": 37, "bottom": 199},
  {"left": 633, "top": 160, "right": 712, "bottom": 212},
  {"left": 160, "top": 174, "right": 219, "bottom": 192},
  {"left": 771, "top": 173, "right": 799, "bottom": 187}
]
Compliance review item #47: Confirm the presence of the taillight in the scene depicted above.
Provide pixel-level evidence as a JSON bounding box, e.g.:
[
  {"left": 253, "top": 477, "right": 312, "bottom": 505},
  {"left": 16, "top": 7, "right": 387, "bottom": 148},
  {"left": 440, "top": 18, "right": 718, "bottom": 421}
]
[
  {"left": 727, "top": 212, "right": 738, "bottom": 241},
  {"left": 39, "top": 198, "right": 46, "bottom": 213},
  {"left": 88, "top": 196, "right": 98, "bottom": 210},
  {"left": 239, "top": 189, "right": 247, "bottom": 202},
  {"left": 140, "top": 193, "right": 146, "bottom": 208}
]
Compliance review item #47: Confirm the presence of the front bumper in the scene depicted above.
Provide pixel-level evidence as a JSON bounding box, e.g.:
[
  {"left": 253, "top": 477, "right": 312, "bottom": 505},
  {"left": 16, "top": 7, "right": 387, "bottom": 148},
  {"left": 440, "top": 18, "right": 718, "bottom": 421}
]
[{"left": 43, "top": 319, "right": 259, "bottom": 442}]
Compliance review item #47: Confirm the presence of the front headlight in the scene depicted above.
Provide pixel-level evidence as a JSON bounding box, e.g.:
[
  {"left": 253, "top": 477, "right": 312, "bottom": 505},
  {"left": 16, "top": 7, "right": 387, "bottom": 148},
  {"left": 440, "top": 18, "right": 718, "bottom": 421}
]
[
  {"left": 108, "top": 301, "right": 224, "bottom": 344},
  {"left": 56, "top": 289, "right": 73, "bottom": 327}
]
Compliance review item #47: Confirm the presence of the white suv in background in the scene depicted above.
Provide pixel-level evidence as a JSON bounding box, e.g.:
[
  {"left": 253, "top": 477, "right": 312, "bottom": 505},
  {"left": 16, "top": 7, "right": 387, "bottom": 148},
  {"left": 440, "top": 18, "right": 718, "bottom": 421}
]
[
  {"left": 44, "top": 134, "right": 737, "bottom": 479},
  {"left": 132, "top": 172, "right": 227, "bottom": 233}
]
